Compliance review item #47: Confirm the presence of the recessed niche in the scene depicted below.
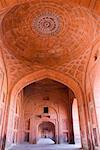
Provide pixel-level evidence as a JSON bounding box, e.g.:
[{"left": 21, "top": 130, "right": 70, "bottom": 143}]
[{"left": 44, "top": 107, "right": 49, "bottom": 113}]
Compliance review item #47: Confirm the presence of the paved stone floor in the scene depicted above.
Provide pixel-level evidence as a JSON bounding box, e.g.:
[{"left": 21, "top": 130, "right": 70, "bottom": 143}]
[
  {"left": 8, "top": 143, "right": 81, "bottom": 150},
  {"left": 37, "top": 138, "right": 55, "bottom": 144}
]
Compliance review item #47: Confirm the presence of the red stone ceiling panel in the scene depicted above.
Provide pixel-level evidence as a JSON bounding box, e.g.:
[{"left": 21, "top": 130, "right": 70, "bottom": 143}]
[
  {"left": 0, "top": 0, "right": 99, "bottom": 15},
  {"left": 94, "top": 0, "right": 100, "bottom": 15},
  {"left": 1, "top": 0, "right": 96, "bottom": 66}
]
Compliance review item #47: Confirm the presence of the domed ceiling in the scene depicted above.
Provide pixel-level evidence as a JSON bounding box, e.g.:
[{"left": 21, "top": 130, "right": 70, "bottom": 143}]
[
  {"left": 1, "top": 0, "right": 97, "bottom": 66},
  {"left": 0, "top": 0, "right": 100, "bottom": 15}
]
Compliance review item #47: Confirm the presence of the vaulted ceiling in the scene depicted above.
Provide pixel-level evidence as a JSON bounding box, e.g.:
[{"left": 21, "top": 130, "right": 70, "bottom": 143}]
[
  {"left": 0, "top": 0, "right": 99, "bottom": 90},
  {"left": 0, "top": 0, "right": 100, "bottom": 15},
  {"left": 0, "top": 0, "right": 98, "bottom": 67}
]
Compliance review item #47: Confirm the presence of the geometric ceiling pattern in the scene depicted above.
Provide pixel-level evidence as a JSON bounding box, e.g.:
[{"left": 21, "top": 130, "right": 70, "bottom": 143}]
[
  {"left": 0, "top": 0, "right": 99, "bottom": 92},
  {"left": 1, "top": 0, "right": 97, "bottom": 66}
]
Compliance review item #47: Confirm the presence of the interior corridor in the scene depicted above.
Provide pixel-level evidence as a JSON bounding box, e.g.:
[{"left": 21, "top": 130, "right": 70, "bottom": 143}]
[{"left": 0, "top": 0, "right": 99, "bottom": 150}]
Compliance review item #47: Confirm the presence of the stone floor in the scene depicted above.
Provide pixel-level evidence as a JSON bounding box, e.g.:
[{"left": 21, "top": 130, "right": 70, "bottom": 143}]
[
  {"left": 8, "top": 143, "right": 82, "bottom": 150},
  {"left": 37, "top": 138, "right": 55, "bottom": 144}
]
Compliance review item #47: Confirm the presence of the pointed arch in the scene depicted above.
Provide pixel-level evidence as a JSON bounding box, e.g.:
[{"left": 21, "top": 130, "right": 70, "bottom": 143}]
[{"left": 6, "top": 69, "right": 88, "bottom": 149}]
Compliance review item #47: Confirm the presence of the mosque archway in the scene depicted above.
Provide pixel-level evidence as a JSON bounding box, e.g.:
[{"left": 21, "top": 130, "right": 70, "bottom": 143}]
[{"left": 6, "top": 69, "right": 88, "bottom": 149}]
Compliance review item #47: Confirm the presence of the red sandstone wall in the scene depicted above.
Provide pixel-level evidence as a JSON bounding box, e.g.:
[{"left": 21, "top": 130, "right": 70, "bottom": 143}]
[
  {"left": 85, "top": 41, "right": 100, "bottom": 148},
  {"left": 23, "top": 86, "right": 69, "bottom": 144},
  {"left": 0, "top": 49, "right": 7, "bottom": 149},
  {"left": 93, "top": 60, "right": 100, "bottom": 132},
  {"left": 6, "top": 90, "right": 24, "bottom": 147},
  {"left": 72, "top": 98, "right": 81, "bottom": 144}
]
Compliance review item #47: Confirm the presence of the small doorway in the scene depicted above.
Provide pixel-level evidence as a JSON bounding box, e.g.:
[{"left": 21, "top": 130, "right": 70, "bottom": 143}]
[
  {"left": 24, "top": 132, "right": 29, "bottom": 142},
  {"left": 37, "top": 121, "right": 55, "bottom": 144}
]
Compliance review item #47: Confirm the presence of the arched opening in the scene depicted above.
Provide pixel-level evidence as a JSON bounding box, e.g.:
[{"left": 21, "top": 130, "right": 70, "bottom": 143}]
[
  {"left": 72, "top": 98, "right": 81, "bottom": 146},
  {"left": 6, "top": 69, "right": 88, "bottom": 149},
  {"left": 37, "top": 121, "right": 55, "bottom": 144},
  {"left": 21, "top": 78, "right": 77, "bottom": 145}
]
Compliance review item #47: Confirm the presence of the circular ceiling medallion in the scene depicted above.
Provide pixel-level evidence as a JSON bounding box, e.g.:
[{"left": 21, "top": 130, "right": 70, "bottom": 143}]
[
  {"left": 1, "top": 0, "right": 96, "bottom": 66},
  {"left": 33, "top": 13, "right": 60, "bottom": 35}
]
